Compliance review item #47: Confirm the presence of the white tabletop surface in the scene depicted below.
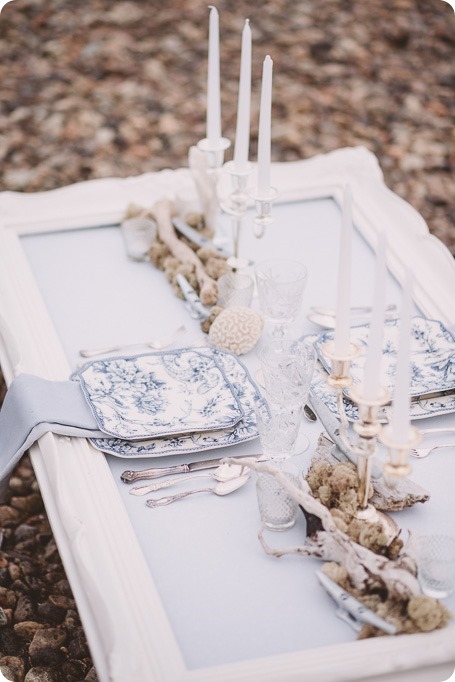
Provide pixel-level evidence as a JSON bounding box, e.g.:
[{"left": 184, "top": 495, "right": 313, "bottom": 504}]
[{"left": 20, "top": 196, "right": 455, "bottom": 670}]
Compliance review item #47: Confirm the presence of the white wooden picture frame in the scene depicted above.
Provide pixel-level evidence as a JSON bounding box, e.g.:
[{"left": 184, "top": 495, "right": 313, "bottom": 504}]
[{"left": 0, "top": 147, "right": 454, "bottom": 682}]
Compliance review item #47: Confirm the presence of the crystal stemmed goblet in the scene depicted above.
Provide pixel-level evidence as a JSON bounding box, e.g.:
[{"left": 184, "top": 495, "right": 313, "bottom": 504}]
[
  {"left": 258, "top": 338, "right": 317, "bottom": 454},
  {"left": 255, "top": 258, "right": 308, "bottom": 339}
]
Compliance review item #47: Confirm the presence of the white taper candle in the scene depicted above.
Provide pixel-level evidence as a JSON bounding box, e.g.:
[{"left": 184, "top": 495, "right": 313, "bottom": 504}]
[
  {"left": 362, "top": 232, "right": 387, "bottom": 401},
  {"left": 257, "top": 55, "right": 273, "bottom": 196},
  {"left": 390, "top": 271, "right": 413, "bottom": 444},
  {"left": 233, "top": 19, "right": 252, "bottom": 170},
  {"left": 333, "top": 185, "right": 353, "bottom": 356},
  {"left": 206, "top": 6, "right": 222, "bottom": 145}
]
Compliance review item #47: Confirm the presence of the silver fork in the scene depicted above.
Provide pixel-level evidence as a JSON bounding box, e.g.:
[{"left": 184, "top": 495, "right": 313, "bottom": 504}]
[
  {"left": 409, "top": 427, "right": 455, "bottom": 459},
  {"left": 410, "top": 443, "right": 455, "bottom": 459},
  {"left": 79, "top": 324, "right": 186, "bottom": 357}
]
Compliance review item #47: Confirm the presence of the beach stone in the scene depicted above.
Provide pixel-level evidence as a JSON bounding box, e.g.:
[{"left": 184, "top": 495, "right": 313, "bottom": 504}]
[
  {"left": 0, "top": 508, "right": 21, "bottom": 527},
  {"left": 0, "top": 4, "right": 452, "bottom": 681},
  {"left": 67, "top": 628, "right": 90, "bottom": 659},
  {"left": 0, "top": 588, "right": 17, "bottom": 610},
  {"left": 0, "top": 627, "right": 25, "bottom": 656},
  {"left": 14, "top": 595, "right": 35, "bottom": 623},
  {"left": 29, "top": 628, "right": 67, "bottom": 667},
  {"left": 36, "top": 602, "right": 66, "bottom": 625},
  {"left": 24, "top": 668, "right": 55, "bottom": 682},
  {"left": 0, "top": 656, "right": 25, "bottom": 681},
  {"left": 14, "top": 620, "right": 42, "bottom": 640}
]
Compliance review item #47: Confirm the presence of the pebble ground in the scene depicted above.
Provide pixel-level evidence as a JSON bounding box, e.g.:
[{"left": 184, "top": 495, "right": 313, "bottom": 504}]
[{"left": 0, "top": 1, "right": 453, "bottom": 680}]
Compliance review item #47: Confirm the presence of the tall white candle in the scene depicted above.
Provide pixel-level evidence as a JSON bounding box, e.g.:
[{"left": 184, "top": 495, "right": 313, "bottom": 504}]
[
  {"left": 233, "top": 19, "right": 252, "bottom": 170},
  {"left": 390, "top": 271, "right": 413, "bottom": 444},
  {"left": 257, "top": 55, "right": 273, "bottom": 196},
  {"left": 362, "top": 232, "right": 387, "bottom": 401},
  {"left": 333, "top": 185, "right": 352, "bottom": 356},
  {"left": 206, "top": 6, "right": 222, "bottom": 145}
]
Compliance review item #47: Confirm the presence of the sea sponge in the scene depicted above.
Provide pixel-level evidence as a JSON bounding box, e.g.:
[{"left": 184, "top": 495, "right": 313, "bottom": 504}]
[
  {"left": 407, "top": 595, "right": 451, "bottom": 632},
  {"left": 329, "top": 462, "right": 359, "bottom": 494},
  {"left": 204, "top": 256, "right": 230, "bottom": 280},
  {"left": 306, "top": 461, "right": 334, "bottom": 494},
  {"left": 338, "top": 488, "right": 359, "bottom": 517},
  {"left": 322, "top": 562, "right": 349, "bottom": 588},
  {"left": 318, "top": 484, "right": 333, "bottom": 507},
  {"left": 196, "top": 246, "right": 221, "bottom": 263},
  {"left": 149, "top": 241, "right": 171, "bottom": 269},
  {"left": 200, "top": 305, "right": 223, "bottom": 334},
  {"left": 358, "top": 523, "right": 389, "bottom": 554},
  {"left": 330, "top": 508, "right": 349, "bottom": 533}
]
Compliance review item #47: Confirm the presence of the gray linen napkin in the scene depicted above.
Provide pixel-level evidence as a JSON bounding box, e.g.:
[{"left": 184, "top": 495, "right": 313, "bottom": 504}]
[{"left": 0, "top": 374, "right": 105, "bottom": 501}]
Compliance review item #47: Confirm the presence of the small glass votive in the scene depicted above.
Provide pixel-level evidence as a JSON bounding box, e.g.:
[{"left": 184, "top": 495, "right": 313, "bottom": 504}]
[
  {"left": 217, "top": 271, "right": 254, "bottom": 309},
  {"left": 256, "top": 467, "right": 300, "bottom": 531},
  {"left": 416, "top": 534, "right": 455, "bottom": 599}
]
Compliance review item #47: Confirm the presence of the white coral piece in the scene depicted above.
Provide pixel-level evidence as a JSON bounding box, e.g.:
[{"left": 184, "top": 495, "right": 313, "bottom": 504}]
[{"left": 208, "top": 306, "right": 263, "bottom": 355}]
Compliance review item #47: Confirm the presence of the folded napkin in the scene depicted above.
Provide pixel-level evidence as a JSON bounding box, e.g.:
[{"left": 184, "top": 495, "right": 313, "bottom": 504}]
[{"left": 0, "top": 374, "right": 104, "bottom": 502}]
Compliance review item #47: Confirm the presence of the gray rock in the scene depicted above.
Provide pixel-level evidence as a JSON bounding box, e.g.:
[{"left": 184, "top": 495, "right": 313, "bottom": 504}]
[
  {"left": 24, "top": 668, "right": 55, "bottom": 682},
  {"left": 29, "top": 628, "right": 67, "bottom": 667}
]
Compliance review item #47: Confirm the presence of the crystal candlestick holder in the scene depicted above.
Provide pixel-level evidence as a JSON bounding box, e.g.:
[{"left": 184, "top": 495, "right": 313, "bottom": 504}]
[
  {"left": 322, "top": 339, "right": 361, "bottom": 455},
  {"left": 323, "top": 340, "right": 361, "bottom": 389},
  {"left": 196, "top": 137, "right": 231, "bottom": 169},
  {"left": 350, "top": 385, "right": 391, "bottom": 510},
  {"left": 221, "top": 161, "right": 253, "bottom": 270},
  {"left": 380, "top": 425, "right": 421, "bottom": 479},
  {"left": 322, "top": 341, "right": 399, "bottom": 542},
  {"left": 251, "top": 187, "right": 279, "bottom": 238}
]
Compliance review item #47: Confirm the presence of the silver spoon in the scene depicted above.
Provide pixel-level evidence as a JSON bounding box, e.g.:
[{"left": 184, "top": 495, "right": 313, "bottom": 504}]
[
  {"left": 146, "top": 474, "right": 250, "bottom": 507},
  {"left": 129, "top": 463, "right": 246, "bottom": 496},
  {"left": 79, "top": 324, "right": 186, "bottom": 358}
]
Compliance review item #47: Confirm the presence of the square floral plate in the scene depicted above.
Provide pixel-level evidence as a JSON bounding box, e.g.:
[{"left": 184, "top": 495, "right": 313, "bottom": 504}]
[
  {"left": 89, "top": 347, "right": 261, "bottom": 457},
  {"left": 310, "top": 317, "right": 455, "bottom": 421},
  {"left": 72, "top": 348, "right": 245, "bottom": 440}
]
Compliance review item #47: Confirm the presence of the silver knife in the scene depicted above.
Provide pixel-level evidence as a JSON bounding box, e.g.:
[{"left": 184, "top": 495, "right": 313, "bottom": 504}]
[
  {"left": 172, "top": 217, "right": 232, "bottom": 259},
  {"left": 121, "top": 453, "right": 262, "bottom": 483},
  {"left": 410, "top": 387, "right": 455, "bottom": 403},
  {"left": 308, "top": 389, "right": 381, "bottom": 479},
  {"left": 316, "top": 570, "right": 397, "bottom": 635}
]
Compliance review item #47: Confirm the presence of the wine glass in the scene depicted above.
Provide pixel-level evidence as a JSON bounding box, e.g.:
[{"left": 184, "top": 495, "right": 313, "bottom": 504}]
[
  {"left": 258, "top": 338, "right": 317, "bottom": 453},
  {"left": 255, "top": 258, "right": 308, "bottom": 338}
]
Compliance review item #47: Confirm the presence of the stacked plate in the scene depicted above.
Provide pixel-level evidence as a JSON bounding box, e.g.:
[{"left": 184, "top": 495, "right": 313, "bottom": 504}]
[
  {"left": 309, "top": 316, "right": 455, "bottom": 421},
  {"left": 72, "top": 347, "right": 260, "bottom": 458}
]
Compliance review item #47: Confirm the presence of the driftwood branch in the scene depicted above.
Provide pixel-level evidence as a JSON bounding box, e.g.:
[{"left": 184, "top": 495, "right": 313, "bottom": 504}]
[
  {"left": 226, "top": 456, "right": 421, "bottom": 600},
  {"left": 152, "top": 199, "right": 218, "bottom": 305}
]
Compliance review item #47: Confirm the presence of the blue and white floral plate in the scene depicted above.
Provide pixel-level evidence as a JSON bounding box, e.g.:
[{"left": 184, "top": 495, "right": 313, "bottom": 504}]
[
  {"left": 73, "top": 348, "right": 245, "bottom": 440},
  {"left": 314, "top": 317, "right": 455, "bottom": 400},
  {"left": 89, "top": 347, "right": 261, "bottom": 457},
  {"left": 309, "top": 316, "right": 455, "bottom": 422}
]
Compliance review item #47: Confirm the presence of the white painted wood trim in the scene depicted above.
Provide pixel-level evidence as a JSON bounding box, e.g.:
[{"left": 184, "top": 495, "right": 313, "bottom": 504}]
[{"left": 0, "top": 147, "right": 454, "bottom": 682}]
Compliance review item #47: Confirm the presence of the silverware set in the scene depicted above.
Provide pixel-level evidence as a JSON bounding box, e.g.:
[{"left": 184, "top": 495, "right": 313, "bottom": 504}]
[{"left": 122, "top": 457, "right": 260, "bottom": 507}]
